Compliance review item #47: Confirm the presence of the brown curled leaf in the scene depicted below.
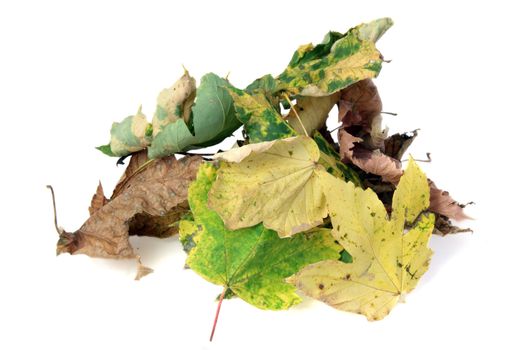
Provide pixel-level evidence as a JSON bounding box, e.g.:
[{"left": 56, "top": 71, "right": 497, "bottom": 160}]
[
  {"left": 338, "top": 79, "right": 382, "bottom": 128},
  {"left": 56, "top": 155, "right": 202, "bottom": 259},
  {"left": 429, "top": 180, "right": 471, "bottom": 221},
  {"left": 338, "top": 128, "right": 363, "bottom": 159},
  {"left": 350, "top": 146, "right": 403, "bottom": 183},
  {"left": 384, "top": 129, "right": 418, "bottom": 160}
]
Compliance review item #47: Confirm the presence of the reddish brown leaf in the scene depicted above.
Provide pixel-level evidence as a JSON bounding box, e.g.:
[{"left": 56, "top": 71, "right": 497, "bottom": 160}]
[
  {"left": 338, "top": 79, "right": 382, "bottom": 129},
  {"left": 56, "top": 155, "right": 202, "bottom": 259},
  {"left": 429, "top": 180, "right": 471, "bottom": 221},
  {"left": 384, "top": 130, "right": 418, "bottom": 160},
  {"left": 88, "top": 181, "right": 108, "bottom": 215},
  {"left": 338, "top": 129, "right": 362, "bottom": 159},
  {"left": 350, "top": 146, "right": 403, "bottom": 183}
]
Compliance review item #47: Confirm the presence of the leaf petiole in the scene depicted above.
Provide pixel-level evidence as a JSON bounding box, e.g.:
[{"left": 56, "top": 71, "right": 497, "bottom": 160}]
[{"left": 209, "top": 287, "right": 227, "bottom": 342}]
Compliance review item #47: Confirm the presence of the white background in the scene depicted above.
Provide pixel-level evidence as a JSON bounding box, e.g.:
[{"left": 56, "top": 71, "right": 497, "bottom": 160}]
[{"left": 1, "top": 1, "right": 523, "bottom": 349}]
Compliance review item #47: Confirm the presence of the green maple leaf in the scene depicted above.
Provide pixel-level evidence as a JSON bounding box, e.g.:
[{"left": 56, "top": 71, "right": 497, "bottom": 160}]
[{"left": 184, "top": 163, "right": 340, "bottom": 308}]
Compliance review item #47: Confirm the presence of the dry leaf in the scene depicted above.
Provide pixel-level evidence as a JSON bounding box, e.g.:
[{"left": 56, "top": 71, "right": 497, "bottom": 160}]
[
  {"left": 56, "top": 155, "right": 202, "bottom": 259},
  {"left": 350, "top": 147, "right": 403, "bottom": 183},
  {"left": 338, "top": 79, "right": 382, "bottom": 128},
  {"left": 434, "top": 214, "right": 472, "bottom": 236},
  {"left": 88, "top": 181, "right": 108, "bottom": 215},
  {"left": 384, "top": 130, "right": 418, "bottom": 160},
  {"left": 209, "top": 136, "right": 330, "bottom": 237},
  {"left": 288, "top": 158, "right": 434, "bottom": 320},
  {"left": 429, "top": 180, "right": 471, "bottom": 221},
  {"left": 338, "top": 129, "right": 363, "bottom": 159}
]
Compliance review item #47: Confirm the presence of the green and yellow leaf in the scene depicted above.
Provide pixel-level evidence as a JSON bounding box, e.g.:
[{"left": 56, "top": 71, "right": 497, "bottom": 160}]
[
  {"left": 227, "top": 87, "right": 296, "bottom": 142},
  {"left": 186, "top": 163, "right": 341, "bottom": 310},
  {"left": 152, "top": 69, "right": 196, "bottom": 136},
  {"left": 276, "top": 18, "right": 392, "bottom": 97}
]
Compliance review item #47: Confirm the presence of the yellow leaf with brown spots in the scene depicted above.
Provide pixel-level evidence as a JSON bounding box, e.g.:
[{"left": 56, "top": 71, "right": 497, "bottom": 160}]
[{"left": 287, "top": 158, "right": 434, "bottom": 320}]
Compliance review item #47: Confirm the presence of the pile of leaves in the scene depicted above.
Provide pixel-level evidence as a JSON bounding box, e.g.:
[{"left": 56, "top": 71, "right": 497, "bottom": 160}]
[{"left": 51, "top": 18, "right": 471, "bottom": 340}]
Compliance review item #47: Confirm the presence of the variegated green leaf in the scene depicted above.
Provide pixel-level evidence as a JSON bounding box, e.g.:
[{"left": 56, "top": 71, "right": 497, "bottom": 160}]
[
  {"left": 148, "top": 73, "right": 242, "bottom": 158},
  {"left": 104, "top": 106, "right": 153, "bottom": 157},
  {"left": 227, "top": 87, "right": 296, "bottom": 142},
  {"left": 277, "top": 18, "right": 392, "bottom": 97},
  {"left": 152, "top": 69, "right": 196, "bottom": 136}
]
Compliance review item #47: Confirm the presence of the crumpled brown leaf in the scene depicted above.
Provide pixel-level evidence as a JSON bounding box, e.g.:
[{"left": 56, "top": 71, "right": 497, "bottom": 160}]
[
  {"left": 384, "top": 130, "right": 418, "bottom": 160},
  {"left": 350, "top": 146, "right": 403, "bottom": 183},
  {"left": 338, "top": 128, "right": 402, "bottom": 183},
  {"left": 338, "top": 78, "right": 382, "bottom": 128},
  {"left": 338, "top": 79, "right": 387, "bottom": 149},
  {"left": 338, "top": 129, "right": 363, "bottom": 159},
  {"left": 429, "top": 180, "right": 471, "bottom": 221},
  {"left": 56, "top": 153, "right": 202, "bottom": 259}
]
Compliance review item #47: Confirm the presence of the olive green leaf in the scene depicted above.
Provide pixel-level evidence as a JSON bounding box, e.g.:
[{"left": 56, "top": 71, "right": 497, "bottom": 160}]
[
  {"left": 288, "top": 158, "right": 434, "bottom": 321},
  {"left": 102, "top": 106, "right": 153, "bottom": 157},
  {"left": 226, "top": 87, "right": 296, "bottom": 142},
  {"left": 151, "top": 69, "right": 196, "bottom": 136},
  {"left": 312, "top": 131, "right": 361, "bottom": 186},
  {"left": 186, "top": 163, "right": 341, "bottom": 309},
  {"left": 276, "top": 18, "right": 393, "bottom": 97},
  {"left": 245, "top": 74, "right": 280, "bottom": 111},
  {"left": 148, "top": 73, "right": 242, "bottom": 158}
]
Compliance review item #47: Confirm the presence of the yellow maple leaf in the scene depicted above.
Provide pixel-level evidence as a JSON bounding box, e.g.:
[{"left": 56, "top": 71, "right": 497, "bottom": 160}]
[
  {"left": 208, "top": 136, "right": 329, "bottom": 237},
  {"left": 287, "top": 158, "right": 435, "bottom": 320}
]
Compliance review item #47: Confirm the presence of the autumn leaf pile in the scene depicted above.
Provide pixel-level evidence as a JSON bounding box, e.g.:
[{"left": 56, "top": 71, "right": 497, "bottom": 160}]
[{"left": 52, "top": 18, "right": 471, "bottom": 338}]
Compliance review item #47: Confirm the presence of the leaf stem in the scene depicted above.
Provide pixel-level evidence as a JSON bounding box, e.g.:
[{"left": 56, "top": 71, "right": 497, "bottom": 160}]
[
  {"left": 283, "top": 93, "right": 308, "bottom": 136},
  {"left": 46, "top": 185, "right": 63, "bottom": 235},
  {"left": 209, "top": 288, "right": 227, "bottom": 342}
]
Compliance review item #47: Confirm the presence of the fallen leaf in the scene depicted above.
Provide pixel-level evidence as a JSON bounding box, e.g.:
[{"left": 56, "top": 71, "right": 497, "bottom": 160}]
[
  {"left": 312, "top": 130, "right": 361, "bottom": 185},
  {"left": 338, "top": 79, "right": 382, "bottom": 128},
  {"left": 88, "top": 181, "right": 108, "bottom": 215},
  {"left": 350, "top": 146, "right": 403, "bottom": 183},
  {"left": 384, "top": 130, "right": 418, "bottom": 160},
  {"left": 286, "top": 93, "right": 340, "bottom": 136},
  {"left": 148, "top": 73, "right": 242, "bottom": 158},
  {"left": 56, "top": 155, "right": 202, "bottom": 258},
  {"left": 208, "top": 136, "right": 330, "bottom": 237},
  {"left": 104, "top": 106, "right": 153, "bottom": 157},
  {"left": 226, "top": 87, "right": 296, "bottom": 142},
  {"left": 186, "top": 163, "right": 341, "bottom": 309},
  {"left": 277, "top": 19, "right": 392, "bottom": 96},
  {"left": 433, "top": 214, "right": 472, "bottom": 236},
  {"left": 429, "top": 180, "right": 471, "bottom": 221},
  {"left": 152, "top": 69, "right": 196, "bottom": 136},
  {"left": 288, "top": 158, "right": 434, "bottom": 321},
  {"left": 338, "top": 128, "right": 363, "bottom": 159}
]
